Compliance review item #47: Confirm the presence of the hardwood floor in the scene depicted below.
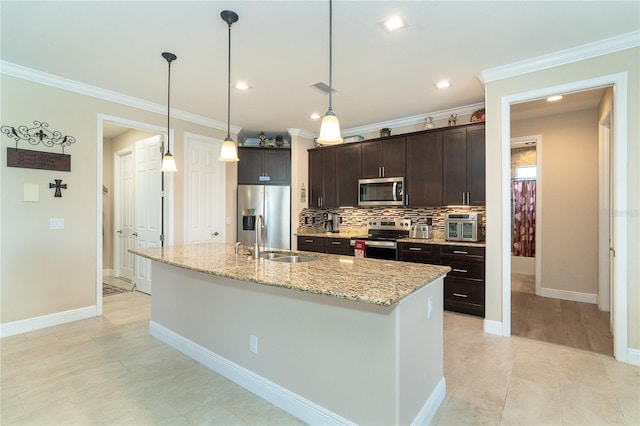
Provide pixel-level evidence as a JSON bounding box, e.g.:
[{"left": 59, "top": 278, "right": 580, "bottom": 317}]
[{"left": 511, "top": 273, "right": 613, "bottom": 357}]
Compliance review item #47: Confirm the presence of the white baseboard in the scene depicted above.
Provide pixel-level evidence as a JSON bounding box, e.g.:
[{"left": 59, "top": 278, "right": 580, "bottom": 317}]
[
  {"left": 539, "top": 287, "right": 597, "bottom": 304},
  {"left": 627, "top": 348, "right": 640, "bottom": 367},
  {"left": 102, "top": 269, "right": 114, "bottom": 277},
  {"left": 0, "top": 306, "right": 97, "bottom": 338},
  {"left": 150, "top": 321, "right": 445, "bottom": 425},
  {"left": 484, "top": 319, "right": 504, "bottom": 336},
  {"left": 411, "top": 377, "right": 446, "bottom": 426}
]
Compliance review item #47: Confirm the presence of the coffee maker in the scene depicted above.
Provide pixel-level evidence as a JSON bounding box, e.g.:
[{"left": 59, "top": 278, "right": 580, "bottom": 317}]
[{"left": 323, "top": 212, "right": 340, "bottom": 233}]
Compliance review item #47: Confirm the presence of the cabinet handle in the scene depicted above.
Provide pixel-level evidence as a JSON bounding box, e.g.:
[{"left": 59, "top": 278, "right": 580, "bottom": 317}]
[
  {"left": 409, "top": 247, "right": 422, "bottom": 251},
  {"left": 331, "top": 241, "right": 341, "bottom": 245},
  {"left": 453, "top": 293, "right": 468, "bottom": 298},
  {"left": 453, "top": 250, "right": 468, "bottom": 255},
  {"left": 406, "top": 194, "right": 409, "bottom": 205},
  {"left": 453, "top": 268, "right": 468, "bottom": 273},
  {"left": 305, "top": 239, "right": 314, "bottom": 243},
  {"left": 467, "top": 192, "right": 470, "bottom": 205},
  {"left": 462, "top": 192, "right": 465, "bottom": 204},
  {"left": 382, "top": 166, "right": 385, "bottom": 177}
]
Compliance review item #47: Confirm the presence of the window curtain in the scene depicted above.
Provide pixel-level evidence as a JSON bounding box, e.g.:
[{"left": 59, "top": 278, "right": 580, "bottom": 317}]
[{"left": 512, "top": 179, "right": 536, "bottom": 257}]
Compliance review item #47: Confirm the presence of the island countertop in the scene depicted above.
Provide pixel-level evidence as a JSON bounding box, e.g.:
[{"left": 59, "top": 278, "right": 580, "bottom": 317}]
[{"left": 131, "top": 243, "right": 450, "bottom": 306}]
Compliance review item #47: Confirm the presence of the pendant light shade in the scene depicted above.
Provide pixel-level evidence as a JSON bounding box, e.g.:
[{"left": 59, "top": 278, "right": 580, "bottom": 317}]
[
  {"left": 219, "top": 10, "right": 240, "bottom": 162},
  {"left": 317, "top": 0, "right": 343, "bottom": 145},
  {"left": 161, "top": 51, "right": 178, "bottom": 172}
]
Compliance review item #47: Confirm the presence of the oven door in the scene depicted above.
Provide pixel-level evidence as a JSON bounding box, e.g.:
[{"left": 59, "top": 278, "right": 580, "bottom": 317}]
[
  {"left": 460, "top": 221, "right": 478, "bottom": 241},
  {"left": 445, "top": 220, "right": 461, "bottom": 241}
]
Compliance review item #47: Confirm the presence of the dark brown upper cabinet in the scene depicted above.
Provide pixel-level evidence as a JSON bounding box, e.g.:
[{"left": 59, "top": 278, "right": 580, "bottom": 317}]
[
  {"left": 361, "top": 136, "right": 406, "bottom": 178},
  {"left": 335, "top": 143, "right": 361, "bottom": 207},
  {"left": 405, "top": 131, "right": 443, "bottom": 206},
  {"left": 238, "top": 147, "right": 291, "bottom": 185},
  {"left": 308, "top": 147, "right": 337, "bottom": 208},
  {"left": 442, "top": 123, "right": 485, "bottom": 205}
]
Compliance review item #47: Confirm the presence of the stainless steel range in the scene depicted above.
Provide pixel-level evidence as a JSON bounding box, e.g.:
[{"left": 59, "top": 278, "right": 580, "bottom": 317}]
[{"left": 350, "top": 219, "right": 411, "bottom": 260}]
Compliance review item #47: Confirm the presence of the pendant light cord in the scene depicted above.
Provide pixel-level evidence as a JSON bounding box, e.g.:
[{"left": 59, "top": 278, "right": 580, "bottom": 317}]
[
  {"left": 226, "top": 22, "right": 232, "bottom": 139},
  {"left": 328, "top": 0, "right": 333, "bottom": 113},
  {"left": 167, "top": 59, "right": 172, "bottom": 154}
]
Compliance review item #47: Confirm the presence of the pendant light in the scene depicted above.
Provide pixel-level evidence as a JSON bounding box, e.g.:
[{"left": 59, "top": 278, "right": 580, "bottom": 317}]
[
  {"left": 317, "top": 0, "right": 343, "bottom": 145},
  {"left": 161, "top": 52, "right": 178, "bottom": 172},
  {"left": 219, "top": 10, "right": 240, "bottom": 162}
]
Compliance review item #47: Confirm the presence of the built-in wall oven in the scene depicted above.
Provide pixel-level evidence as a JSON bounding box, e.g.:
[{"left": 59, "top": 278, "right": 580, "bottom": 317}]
[{"left": 350, "top": 219, "right": 411, "bottom": 260}]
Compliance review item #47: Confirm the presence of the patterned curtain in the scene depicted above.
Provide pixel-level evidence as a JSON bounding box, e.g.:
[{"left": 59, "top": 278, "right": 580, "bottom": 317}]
[{"left": 512, "top": 179, "right": 536, "bottom": 257}]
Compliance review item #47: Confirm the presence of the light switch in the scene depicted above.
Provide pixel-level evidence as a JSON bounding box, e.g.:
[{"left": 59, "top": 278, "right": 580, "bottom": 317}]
[
  {"left": 23, "top": 183, "right": 39, "bottom": 202},
  {"left": 50, "top": 218, "right": 64, "bottom": 230}
]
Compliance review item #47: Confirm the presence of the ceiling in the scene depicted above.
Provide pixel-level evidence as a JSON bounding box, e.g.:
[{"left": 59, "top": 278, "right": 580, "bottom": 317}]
[{"left": 2, "top": 1, "right": 638, "bottom": 140}]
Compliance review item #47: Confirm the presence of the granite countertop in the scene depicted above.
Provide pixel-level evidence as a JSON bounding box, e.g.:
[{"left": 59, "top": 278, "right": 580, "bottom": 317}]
[
  {"left": 130, "top": 243, "right": 450, "bottom": 307},
  {"left": 397, "top": 237, "right": 486, "bottom": 247},
  {"left": 296, "top": 228, "right": 486, "bottom": 247}
]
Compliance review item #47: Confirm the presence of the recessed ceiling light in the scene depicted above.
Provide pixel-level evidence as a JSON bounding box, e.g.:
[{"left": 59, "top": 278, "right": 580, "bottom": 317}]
[
  {"left": 310, "top": 113, "right": 321, "bottom": 120},
  {"left": 435, "top": 80, "right": 451, "bottom": 89},
  {"left": 235, "top": 82, "right": 251, "bottom": 90},
  {"left": 380, "top": 15, "right": 408, "bottom": 32},
  {"left": 547, "top": 95, "right": 563, "bottom": 102}
]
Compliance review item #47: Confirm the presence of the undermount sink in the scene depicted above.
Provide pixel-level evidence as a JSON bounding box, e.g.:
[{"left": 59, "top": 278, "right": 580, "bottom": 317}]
[
  {"left": 261, "top": 252, "right": 285, "bottom": 259},
  {"left": 268, "top": 255, "right": 317, "bottom": 263}
]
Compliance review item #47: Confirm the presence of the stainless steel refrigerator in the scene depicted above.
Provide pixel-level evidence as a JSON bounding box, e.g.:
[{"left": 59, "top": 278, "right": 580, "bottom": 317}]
[{"left": 237, "top": 185, "right": 291, "bottom": 250}]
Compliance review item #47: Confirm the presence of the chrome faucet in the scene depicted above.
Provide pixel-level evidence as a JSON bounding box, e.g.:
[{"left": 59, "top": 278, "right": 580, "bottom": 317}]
[{"left": 253, "top": 214, "right": 264, "bottom": 259}]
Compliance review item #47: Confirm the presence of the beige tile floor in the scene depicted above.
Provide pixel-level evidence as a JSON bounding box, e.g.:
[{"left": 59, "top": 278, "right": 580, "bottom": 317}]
[{"left": 1, "top": 291, "right": 638, "bottom": 425}]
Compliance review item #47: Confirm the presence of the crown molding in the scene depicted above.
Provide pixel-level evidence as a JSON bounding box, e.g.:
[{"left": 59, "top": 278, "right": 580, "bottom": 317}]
[
  {"left": 0, "top": 60, "right": 240, "bottom": 134},
  {"left": 479, "top": 30, "right": 640, "bottom": 84},
  {"left": 342, "top": 102, "right": 486, "bottom": 137},
  {"left": 286, "top": 128, "right": 317, "bottom": 140}
]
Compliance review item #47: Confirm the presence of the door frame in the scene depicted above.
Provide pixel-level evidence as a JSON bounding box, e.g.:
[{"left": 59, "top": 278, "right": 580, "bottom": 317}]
[
  {"left": 97, "top": 114, "right": 172, "bottom": 315},
  {"left": 499, "top": 73, "right": 628, "bottom": 362}
]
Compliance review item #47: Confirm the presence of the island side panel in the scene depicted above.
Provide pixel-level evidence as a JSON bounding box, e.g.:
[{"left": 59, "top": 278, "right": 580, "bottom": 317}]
[
  {"left": 150, "top": 261, "right": 399, "bottom": 425},
  {"left": 397, "top": 277, "right": 445, "bottom": 425}
]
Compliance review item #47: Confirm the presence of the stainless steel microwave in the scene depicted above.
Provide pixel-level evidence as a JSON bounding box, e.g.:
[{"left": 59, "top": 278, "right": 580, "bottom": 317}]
[{"left": 358, "top": 177, "right": 405, "bottom": 206}]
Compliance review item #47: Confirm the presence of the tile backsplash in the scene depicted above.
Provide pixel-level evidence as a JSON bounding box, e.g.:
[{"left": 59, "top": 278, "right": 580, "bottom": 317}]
[{"left": 299, "top": 206, "right": 487, "bottom": 231}]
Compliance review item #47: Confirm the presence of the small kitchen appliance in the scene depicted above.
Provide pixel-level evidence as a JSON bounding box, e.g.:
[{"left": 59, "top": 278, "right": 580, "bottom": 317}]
[
  {"left": 444, "top": 212, "right": 485, "bottom": 242},
  {"left": 409, "top": 224, "right": 432, "bottom": 239},
  {"left": 349, "top": 219, "right": 411, "bottom": 260},
  {"left": 358, "top": 177, "right": 405, "bottom": 206}
]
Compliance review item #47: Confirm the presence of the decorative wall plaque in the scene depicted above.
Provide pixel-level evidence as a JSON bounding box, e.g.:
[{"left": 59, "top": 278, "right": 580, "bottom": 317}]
[
  {"left": 1, "top": 121, "right": 75, "bottom": 171},
  {"left": 7, "top": 148, "right": 71, "bottom": 171}
]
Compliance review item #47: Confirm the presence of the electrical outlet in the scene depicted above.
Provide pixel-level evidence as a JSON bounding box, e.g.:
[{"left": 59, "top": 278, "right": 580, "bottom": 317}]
[
  {"left": 250, "top": 335, "right": 258, "bottom": 354},
  {"left": 427, "top": 296, "right": 433, "bottom": 318}
]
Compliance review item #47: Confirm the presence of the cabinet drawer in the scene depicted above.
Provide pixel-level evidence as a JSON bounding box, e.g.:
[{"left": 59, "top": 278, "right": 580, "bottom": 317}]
[
  {"left": 398, "top": 242, "right": 437, "bottom": 264},
  {"left": 326, "top": 238, "right": 354, "bottom": 256},
  {"left": 440, "top": 245, "right": 485, "bottom": 259},
  {"left": 297, "top": 236, "right": 325, "bottom": 253},
  {"left": 445, "top": 260, "right": 484, "bottom": 280},
  {"left": 444, "top": 278, "right": 485, "bottom": 317}
]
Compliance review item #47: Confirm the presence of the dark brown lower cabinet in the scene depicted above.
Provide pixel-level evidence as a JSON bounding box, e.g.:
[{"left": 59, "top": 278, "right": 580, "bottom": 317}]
[
  {"left": 398, "top": 243, "right": 485, "bottom": 317},
  {"left": 297, "top": 236, "right": 354, "bottom": 256}
]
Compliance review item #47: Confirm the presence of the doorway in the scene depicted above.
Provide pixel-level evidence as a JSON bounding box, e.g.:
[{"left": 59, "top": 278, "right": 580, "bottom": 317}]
[
  {"left": 97, "top": 115, "right": 171, "bottom": 315},
  {"left": 499, "top": 74, "right": 629, "bottom": 363}
]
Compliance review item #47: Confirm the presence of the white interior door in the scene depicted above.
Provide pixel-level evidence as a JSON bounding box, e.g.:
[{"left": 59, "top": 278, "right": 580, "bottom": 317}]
[
  {"left": 185, "top": 134, "right": 226, "bottom": 244},
  {"left": 134, "top": 135, "right": 162, "bottom": 294},
  {"left": 115, "top": 149, "right": 134, "bottom": 281}
]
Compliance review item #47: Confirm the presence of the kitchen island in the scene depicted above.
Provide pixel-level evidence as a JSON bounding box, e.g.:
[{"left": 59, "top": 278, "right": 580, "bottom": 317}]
[{"left": 131, "top": 243, "right": 450, "bottom": 425}]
